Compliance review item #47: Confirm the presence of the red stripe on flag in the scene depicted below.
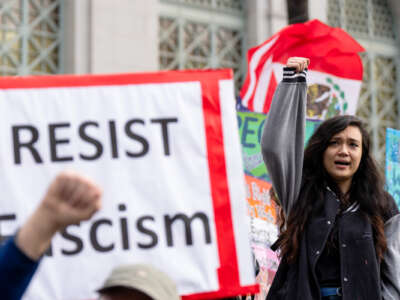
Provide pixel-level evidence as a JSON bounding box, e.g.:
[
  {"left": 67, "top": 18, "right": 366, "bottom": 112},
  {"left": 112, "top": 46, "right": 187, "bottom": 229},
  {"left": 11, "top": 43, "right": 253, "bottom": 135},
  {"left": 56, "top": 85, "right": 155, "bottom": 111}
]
[
  {"left": 239, "top": 47, "right": 258, "bottom": 100},
  {"left": 246, "top": 52, "right": 272, "bottom": 112},
  {"left": 247, "top": 90, "right": 255, "bottom": 111},
  {"left": 263, "top": 70, "right": 278, "bottom": 113},
  {"left": 240, "top": 36, "right": 278, "bottom": 111}
]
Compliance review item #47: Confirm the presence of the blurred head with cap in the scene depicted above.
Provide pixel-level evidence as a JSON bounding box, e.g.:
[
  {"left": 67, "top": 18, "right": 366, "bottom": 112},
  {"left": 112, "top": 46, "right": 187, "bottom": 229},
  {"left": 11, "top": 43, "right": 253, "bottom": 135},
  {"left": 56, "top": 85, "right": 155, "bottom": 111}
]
[{"left": 97, "top": 264, "right": 181, "bottom": 300}]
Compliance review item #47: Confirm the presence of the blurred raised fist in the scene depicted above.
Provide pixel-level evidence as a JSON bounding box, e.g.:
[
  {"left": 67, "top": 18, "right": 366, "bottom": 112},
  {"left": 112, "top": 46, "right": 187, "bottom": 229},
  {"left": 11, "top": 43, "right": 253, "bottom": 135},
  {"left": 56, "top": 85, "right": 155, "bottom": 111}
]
[
  {"left": 41, "top": 170, "right": 102, "bottom": 231},
  {"left": 16, "top": 170, "right": 102, "bottom": 260},
  {"left": 286, "top": 57, "right": 310, "bottom": 72}
]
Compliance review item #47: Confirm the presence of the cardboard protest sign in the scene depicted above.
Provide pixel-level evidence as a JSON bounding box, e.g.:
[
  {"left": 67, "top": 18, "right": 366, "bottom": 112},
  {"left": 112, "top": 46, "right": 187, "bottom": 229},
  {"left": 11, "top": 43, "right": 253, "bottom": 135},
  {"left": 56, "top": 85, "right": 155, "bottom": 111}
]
[
  {"left": 251, "top": 245, "right": 279, "bottom": 300},
  {"left": 0, "top": 70, "right": 257, "bottom": 299},
  {"left": 386, "top": 128, "right": 400, "bottom": 208},
  {"left": 245, "top": 175, "right": 277, "bottom": 245},
  {"left": 245, "top": 175, "right": 276, "bottom": 224},
  {"left": 244, "top": 175, "right": 279, "bottom": 299}
]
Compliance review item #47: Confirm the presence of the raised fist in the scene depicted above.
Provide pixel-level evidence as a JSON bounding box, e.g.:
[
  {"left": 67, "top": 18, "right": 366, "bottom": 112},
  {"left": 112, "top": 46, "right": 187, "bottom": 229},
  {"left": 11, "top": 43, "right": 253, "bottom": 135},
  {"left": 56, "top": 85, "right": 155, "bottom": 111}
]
[
  {"left": 286, "top": 57, "right": 310, "bottom": 72},
  {"left": 16, "top": 170, "right": 102, "bottom": 260},
  {"left": 41, "top": 170, "right": 102, "bottom": 230}
]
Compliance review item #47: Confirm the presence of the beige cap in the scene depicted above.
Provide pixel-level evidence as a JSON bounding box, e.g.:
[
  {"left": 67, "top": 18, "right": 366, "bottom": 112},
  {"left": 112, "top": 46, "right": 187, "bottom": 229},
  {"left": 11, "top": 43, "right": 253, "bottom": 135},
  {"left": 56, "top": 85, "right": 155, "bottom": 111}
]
[{"left": 97, "top": 264, "right": 180, "bottom": 300}]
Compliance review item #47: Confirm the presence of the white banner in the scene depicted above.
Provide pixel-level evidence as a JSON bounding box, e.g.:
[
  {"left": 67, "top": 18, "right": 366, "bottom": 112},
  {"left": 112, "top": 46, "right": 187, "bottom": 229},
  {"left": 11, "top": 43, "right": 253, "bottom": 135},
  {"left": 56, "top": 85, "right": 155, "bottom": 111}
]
[{"left": 0, "top": 70, "right": 257, "bottom": 299}]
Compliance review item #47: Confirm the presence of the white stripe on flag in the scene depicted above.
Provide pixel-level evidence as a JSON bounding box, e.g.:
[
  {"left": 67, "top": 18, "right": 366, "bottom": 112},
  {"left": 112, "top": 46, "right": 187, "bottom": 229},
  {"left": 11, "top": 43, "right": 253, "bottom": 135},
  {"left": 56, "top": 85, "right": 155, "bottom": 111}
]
[
  {"left": 242, "top": 35, "right": 279, "bottom": 107},
  {"left": 253, "top": 56, "right": 273, "bottom": 112}
]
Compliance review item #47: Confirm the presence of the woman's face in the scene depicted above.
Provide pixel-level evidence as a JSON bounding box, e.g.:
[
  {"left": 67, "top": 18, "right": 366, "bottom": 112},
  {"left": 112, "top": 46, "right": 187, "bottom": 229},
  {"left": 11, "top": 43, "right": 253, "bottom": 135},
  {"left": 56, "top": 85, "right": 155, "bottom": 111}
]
[{"left": 323, "top": 125, "right": 363, "bottom": 191}]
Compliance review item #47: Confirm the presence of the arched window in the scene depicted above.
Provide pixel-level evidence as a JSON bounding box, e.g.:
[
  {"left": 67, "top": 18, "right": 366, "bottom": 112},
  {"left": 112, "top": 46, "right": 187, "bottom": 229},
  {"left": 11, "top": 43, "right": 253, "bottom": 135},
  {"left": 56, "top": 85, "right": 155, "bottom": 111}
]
[
  {"left": 159, "top": 0, "right": 246, "bottom": 93},
  {"left": 0, "top": 0, "right": 63, "bottom": 76},
  {"left": 328, "top": 0, "right": 399, "bottom": 166}
]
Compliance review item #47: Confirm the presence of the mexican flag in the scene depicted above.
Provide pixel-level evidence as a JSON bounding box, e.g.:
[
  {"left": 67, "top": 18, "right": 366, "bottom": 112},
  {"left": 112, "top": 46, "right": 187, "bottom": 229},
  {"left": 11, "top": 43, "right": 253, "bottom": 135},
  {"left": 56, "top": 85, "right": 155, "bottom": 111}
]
[{"left": 240, "top": 19, "right": 365, "bottom": 120}]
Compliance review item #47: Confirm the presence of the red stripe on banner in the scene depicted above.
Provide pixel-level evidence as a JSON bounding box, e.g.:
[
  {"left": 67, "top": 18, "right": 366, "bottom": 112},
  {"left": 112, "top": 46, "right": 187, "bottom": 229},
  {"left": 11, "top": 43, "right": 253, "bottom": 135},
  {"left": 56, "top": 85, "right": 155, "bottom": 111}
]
[
  {"left": 182, "top": 284, "right": 260, "bottom": 299},
  {"left": 181, "top": 73, "right": 259, "bottom": 299},
  {"left": 82, "top": 285, "right": 260, "bottom": 300},
  {"left": 201, "top": 75, "right": 240, "bottom": 287},
  {"left": 0, "top": 69, "right": 233, "bottom": 89}
]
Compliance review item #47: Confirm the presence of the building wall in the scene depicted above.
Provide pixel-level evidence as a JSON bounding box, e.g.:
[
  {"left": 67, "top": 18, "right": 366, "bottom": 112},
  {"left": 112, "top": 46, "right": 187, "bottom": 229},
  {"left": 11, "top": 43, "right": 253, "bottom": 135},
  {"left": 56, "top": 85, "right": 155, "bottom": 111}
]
[
  {"left": 63, "top": 0, "right": 91, "bottom": 74},
  {"left": 0, "top": 0, "right": 63, "bottom": 75},
  {"left": 63, "top": 0, "right": 158, "bottom": 74},
  {"left": 388, "top": 0, "right": 400, "bottom": 48},
  {"left": 309, "top": 0, "right": 328, "bottom": 23},
  {"left": 63, "top": 0, "right": 291, "bottom": 75}
]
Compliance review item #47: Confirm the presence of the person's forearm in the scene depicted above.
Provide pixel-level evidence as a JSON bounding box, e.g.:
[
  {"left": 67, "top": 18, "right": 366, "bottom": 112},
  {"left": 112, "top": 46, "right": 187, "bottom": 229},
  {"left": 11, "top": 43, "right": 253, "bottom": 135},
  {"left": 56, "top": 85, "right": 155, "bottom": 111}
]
[{"left": 15, "top": 204, "right": 59, "bottom": 261}]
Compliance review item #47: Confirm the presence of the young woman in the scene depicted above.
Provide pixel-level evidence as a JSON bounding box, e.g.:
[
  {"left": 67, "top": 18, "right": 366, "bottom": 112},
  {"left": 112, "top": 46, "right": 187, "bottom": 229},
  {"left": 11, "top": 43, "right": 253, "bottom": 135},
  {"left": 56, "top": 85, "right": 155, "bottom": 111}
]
[{"left": 261, "top": 57, "right": 399, "bottom": 300}]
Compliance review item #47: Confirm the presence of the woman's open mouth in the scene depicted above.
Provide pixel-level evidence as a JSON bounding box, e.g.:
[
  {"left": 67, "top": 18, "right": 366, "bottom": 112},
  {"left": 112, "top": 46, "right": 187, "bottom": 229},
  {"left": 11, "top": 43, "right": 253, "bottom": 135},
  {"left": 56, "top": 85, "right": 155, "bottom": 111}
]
[{"left": 334, "top": 161, "right": 350, "bottom": 169}]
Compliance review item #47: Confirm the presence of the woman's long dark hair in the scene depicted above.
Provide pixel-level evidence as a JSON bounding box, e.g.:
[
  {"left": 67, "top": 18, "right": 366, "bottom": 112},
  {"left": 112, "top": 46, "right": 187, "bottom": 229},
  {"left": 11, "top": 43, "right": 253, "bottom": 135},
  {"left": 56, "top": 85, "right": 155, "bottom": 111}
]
[{"left": 275, "top": 115, "right": 392, "bottom": 264}]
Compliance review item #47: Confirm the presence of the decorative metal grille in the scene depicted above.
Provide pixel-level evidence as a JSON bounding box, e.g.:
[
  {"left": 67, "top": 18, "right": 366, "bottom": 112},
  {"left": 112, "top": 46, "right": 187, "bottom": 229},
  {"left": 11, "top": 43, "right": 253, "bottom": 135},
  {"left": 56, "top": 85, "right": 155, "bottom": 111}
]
[
  {"left": 356, "top": 54, "right": 398, "bottom": 165},
  {"left": 327, "top": 0, "right": 341, "bottom": 28},
  {"left": 327, "top": 0, "right": 399, "bottom": 167},
  {"left": 160, "top": 0, "right": 243, "bottom": 15},
  {"left": 328, "top": 0, "right": 395, "bottom": 41},
  {"left": 344, "top": 0, "right": 369, "bottom": 37},
  {"left": 159, "top": 0, "right": 245, "bottom": 94},
  {"left": 372, "top": 0, "right": 395, "bottom": 40},
  {"left": 0, "top": 0, "right": 63, "bottom": 76}
]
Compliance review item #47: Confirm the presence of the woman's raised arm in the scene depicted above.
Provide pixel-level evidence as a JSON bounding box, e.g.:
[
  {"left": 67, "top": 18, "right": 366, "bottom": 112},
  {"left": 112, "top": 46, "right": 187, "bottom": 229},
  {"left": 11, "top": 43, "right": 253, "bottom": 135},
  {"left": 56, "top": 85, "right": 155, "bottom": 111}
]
[{"left": 261, "top": 57, "right": 309, "bottom": 216}]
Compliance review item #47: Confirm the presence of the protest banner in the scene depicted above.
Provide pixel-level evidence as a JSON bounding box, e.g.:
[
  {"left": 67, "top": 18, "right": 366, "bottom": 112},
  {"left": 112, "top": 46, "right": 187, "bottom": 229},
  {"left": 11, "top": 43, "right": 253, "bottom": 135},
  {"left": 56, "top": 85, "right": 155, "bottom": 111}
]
[
  {"left": 237, "top": 111, "right": 321, "bottom": 182},
  {"left": 386, "top": 128, "right": 400, "bottom": 208},
  {"left": 240, "top": 19, "right": 364, "bottom": 120},
  {"left": 245, "top": 175, "right": 277, "bottom": 246},
  {"left": 245, "top": 175, "right": 276, "bottom": 224},
  {"left": 237, "top": 112, "right": 270, "bottom": 181},
  {"left": 0, "top": 70, "right": 258, "bottom": 299}
]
